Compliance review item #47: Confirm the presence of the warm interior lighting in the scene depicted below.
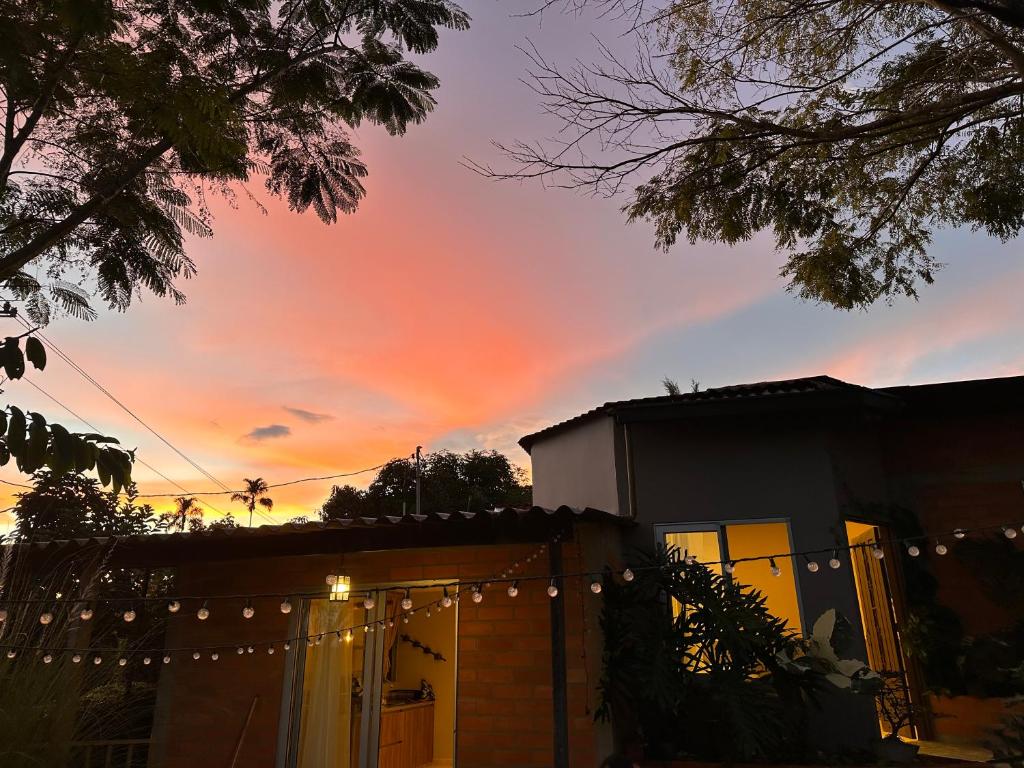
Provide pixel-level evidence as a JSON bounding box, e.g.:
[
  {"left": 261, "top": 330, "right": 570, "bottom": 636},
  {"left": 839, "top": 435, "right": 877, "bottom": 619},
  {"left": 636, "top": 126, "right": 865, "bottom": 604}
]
[{"left": 329, "top": 575, "right": 351, "bottom": 602}]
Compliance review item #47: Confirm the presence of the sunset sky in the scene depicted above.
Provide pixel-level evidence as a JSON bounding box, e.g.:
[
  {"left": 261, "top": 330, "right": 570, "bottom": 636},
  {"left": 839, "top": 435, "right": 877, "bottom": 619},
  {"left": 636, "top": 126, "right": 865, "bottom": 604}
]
[{"left": 2, "top": 1, "right": 1022, "bottom": 527}]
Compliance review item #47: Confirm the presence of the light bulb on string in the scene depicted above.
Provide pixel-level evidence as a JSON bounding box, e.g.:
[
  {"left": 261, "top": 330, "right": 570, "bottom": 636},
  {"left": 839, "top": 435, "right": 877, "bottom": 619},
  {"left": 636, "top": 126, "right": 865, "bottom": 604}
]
[
  {"left": 284, "top": 642, "right": 291, "bottom": 651},
  {"left": 1004, "top": 526, "right": 1018, "bottom": 540},
  {"left": 803, "top": 555, "right": 819, "bottom": 573},
  {"left": 769, "top": 558, "right": 782, "bottom": 577},
  {"left": 211, "top": 652, "right": 219, "bottom": 661},
  {"left": 507, "top": 581, "right": 519, "bottom": 598},
  {"left": 242, "top": 602, "right": 255, "bottom": 619},
  {"left": 39, "top": 611, "right": 53, "bottom": 625},
  {"left": 387, "top": 619, "right": 394, "bottom": 628},
  {"left": 400, "top": 590, "right": 413, "bottom": 611},
  {"left": 471, "top": 585, "right": 484, "bottom": 604},
  {"left": 953, "top": 528, "right": 966, "bottom": 540},
  {"left": 345, "top": 630, "right": 353, "bottom": 642},
  {"left": 163, "top": 655, "right": 172, "bottom": 664},
  {"left": 79, "top": 606, "right": 93, "bottom": 621},
  {"left": 280, "top": 599, "right": 292, "bottom": 615},
  {"left": 829, "top": 550, "right": 841, "bottom": 570},
  {"left": 425, "top": 607, "right": 432, "bottom": 618},
  {"left": 906, "top": 543, "right": 921, "bottom": 557},
  {"left": 168, "top": 600, "right": 181, "bottom": 614},
  {"left": 590, "top": 579, "right": 603, "bottom": 594},
  {"left": 43, "top": 654, "right": 52, "bottom": 664},
  {"left": 871, "top": 545, "right": 885, "bottom": 560},
  {"left": 123, "top": 607, "right": 136, "bottom": 623},
  {"left": 73, "top": 653, "right": 83, "bottom": 664},
  {"left": 268, "top": 646, "right": 275, "bottom": 655},
  {"left": 93, "top": 656, "right": 102, "bottom": 665},
  {"left": 442, "top": 589, "right": 453, "bottom": 609},
  {"left": 197, "top": 601, "right": 210, "bottom": 621},
  {"left": 118, "top": 657, "right": 127, "bottom": 667},
  {"left": 5, "top": 650, "right": 14, "bottom": 659},
  {"left": 622, "top": 568, "right": 634, "bottom": 582},
  {"left": 935, "top": 541, "right": 948, "bottom": 555},
  {"left": 193, "top": 651, "right": 201, "bottom": 660},
  {"left": 363, "top": 596, "right": 375, "bottom": 610},
  {"left": 547, "top": 579, "right": 559, "bottom": 598},
  {"left": 247, "top": 646, "right": 254, "bottom": 654},
  {"left": 142, "top": 656, "right": 151, "bottom": 665},
  {"left": 237, "top": 647, "right": 245, "bottom": 655},
  {"left": 402, "top": 615, "right": 409, "bottom": 624},
  {"left": 724, "top": 561, "right": 736, "bottom": 574}
]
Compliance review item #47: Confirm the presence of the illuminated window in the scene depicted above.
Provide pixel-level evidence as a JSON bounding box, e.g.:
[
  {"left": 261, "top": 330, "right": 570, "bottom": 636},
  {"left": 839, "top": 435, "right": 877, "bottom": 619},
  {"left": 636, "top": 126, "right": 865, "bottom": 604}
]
[{"left": 657, "top": 521, "right": 803, "bottom": 633}]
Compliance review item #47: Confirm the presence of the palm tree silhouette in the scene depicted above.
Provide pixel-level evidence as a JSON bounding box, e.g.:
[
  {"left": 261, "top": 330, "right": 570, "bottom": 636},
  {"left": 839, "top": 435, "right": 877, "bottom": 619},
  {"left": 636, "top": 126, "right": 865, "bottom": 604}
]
[
  {"left": 172, "top": 496, "right": 203, "bottom": 532},
  {"left": 231, "top": 478, "right": 274, "bottom": 527}
]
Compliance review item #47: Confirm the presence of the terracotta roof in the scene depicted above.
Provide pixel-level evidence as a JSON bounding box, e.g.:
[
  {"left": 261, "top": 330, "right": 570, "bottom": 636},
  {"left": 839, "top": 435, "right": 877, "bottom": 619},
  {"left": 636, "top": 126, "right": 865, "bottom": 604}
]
[
  {"left": 17, "top": 505, "right": 628, "bottom": 567},
  {"left": 519, "top": 375, "right": 884, "bottom": 450}
]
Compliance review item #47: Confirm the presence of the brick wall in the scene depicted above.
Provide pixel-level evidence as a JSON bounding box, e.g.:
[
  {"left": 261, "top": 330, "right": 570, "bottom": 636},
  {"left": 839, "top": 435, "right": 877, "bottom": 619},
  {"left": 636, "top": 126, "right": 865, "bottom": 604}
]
[{"left": 149, "top": 534, "right": 611, "bottom": 768}]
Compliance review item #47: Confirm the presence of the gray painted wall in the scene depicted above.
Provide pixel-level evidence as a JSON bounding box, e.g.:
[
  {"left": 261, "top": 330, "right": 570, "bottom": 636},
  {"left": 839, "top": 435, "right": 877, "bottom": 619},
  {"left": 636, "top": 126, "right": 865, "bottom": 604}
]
[{"left": 529, "top": 415, "right": 623, "bottom": 514}]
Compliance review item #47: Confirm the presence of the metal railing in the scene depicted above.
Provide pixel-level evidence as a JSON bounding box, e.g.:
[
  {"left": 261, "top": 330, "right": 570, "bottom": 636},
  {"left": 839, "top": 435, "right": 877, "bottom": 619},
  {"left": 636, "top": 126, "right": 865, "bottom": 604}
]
[{"left": 69, "top": 739, "right": 150, "bottom": 768}]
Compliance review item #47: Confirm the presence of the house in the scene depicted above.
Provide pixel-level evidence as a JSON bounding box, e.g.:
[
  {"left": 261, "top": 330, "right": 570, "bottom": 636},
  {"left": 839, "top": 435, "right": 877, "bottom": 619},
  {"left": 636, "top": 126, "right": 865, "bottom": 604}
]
[
  {"left": 14, "top": 373, "right": 1024, "bottom": 768},
  {"left": 523, "top": 374, "right": 1024, "bottom": 755}
]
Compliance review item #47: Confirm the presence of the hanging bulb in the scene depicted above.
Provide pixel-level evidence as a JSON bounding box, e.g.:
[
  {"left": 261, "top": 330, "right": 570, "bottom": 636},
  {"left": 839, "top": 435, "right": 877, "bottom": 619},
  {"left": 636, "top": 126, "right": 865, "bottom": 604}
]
[
  {"left": 441, "top": 589, "right": 453, "bottom": 609},
  {"left": 345, "top": 630, "right": 353, "bottom": 642},
  {"left": 39, "top": 611, "right": 53, "bottom": 625},
  {"left": 400, "top": 591, "right": 413, "bottom": 611},
  {"left": 79, "top": 607, "right": 93, "bottom": 621},
  {"left": 43, "top": 654, "right": 53, "bottom": 664},
  {"left": 268, "top": 646, "right": 275, "bottom": 655},
  {"left": 402, "top": 615, "right": 409, "bottom": 624},
  {"left": 507, "top": 581, "right": 519, "bottom": 598},
  {"left": 93, "top": 656, "right": 102, "bottom": 665},
  {"left": 363, "top": 625, "right": 369, "bottom": 633},
  {"left": 724, "top": 561, "right": 736, "bottom": 574},
  {"left": 5, "top": 650, "right": 15, "bottom": 659},
  {"left": 197, "top": 601, "right": 210, "bottom": 621},
  {"left": 242, "top": 603, "right": 255, "bottom": 619},
  {"left": 622, "top": 568, "right": 635, "bottom": 582},
  {"left": 363, "top": 596, "right": 375, "bottom": 610},
  {"left": 211, "top": 652, "right": 219, "bottom": 661},
  {"left": 284, "top": 642, "right": 291, "bottom": 651},
  {"left": 193, "top": 651, "right": 201, "bottom": 660},
  {"left": 72, "top": 653, "right": 83, "bottom": 664},
  {"left": 118, "top": 657, "right": 128, "bottom": 667},
  {"left": 953, "top": 528, "right": 966, "bottom": 540},
  {"left": 237, "top": 647, "right": 245, "bottom": 655},
  {"left": 142, "top": 656, "right": 151, "bottom": 666},
  {"left": 1004, "top": 526, "right": 1018, "bottom": 540},
  {"left": 547, "top": 579, "right": 559, "bottom": 598},
  {"left": 590, "top": 580, "right": 603, "bottom": 594},
  {"left": 871, "top": 545, "right": 885, "bottom": 560},
  {"left": 168, "top": 600, "right": 181, "bottom": 614},
  {"left": 683, "top": 551, "right": 695, "bottom": 566},
  {"left": 906, "top": 543, "right": 921, "bottom": 557},
  {"left": 769, "top": 558, "right": 782, "bottom": 577},
  {"left": 829, "top": 551, "right": 841, "bottom": 569},
  {"left": 280, "top": 599, "right": 292, "bottom": 615},
  {"left": 935, "top": 542, "right": 948, "bottom": 555},
  {"left": 471, "top": 585, "right": 484, "bottom": 604},
  {"left": 326, "top": 574, "right": 337, "bottom": 585},
  {"left": 805, "top": 556, "right": 819, "bottom": 573},
  {"left": 246, "top": 646, "right": 254, "bottom": 654},
  {"left": 123, "top": 608, "right": 136, "bottom": 623},
  {"left": 163, "top": 655, "right": 172, "bottom": 664},
  {"left": 387, "top": 619, "right": 394, "bottom": 628},
  {"left": 425, "top": 608, "right": 432, "bottom": 618}
]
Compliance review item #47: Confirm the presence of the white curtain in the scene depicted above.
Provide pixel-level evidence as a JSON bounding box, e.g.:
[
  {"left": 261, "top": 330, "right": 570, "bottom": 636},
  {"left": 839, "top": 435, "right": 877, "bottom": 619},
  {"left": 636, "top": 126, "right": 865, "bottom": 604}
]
[{"left": 297, "top": 601, "right": 354, "bottom": 768}]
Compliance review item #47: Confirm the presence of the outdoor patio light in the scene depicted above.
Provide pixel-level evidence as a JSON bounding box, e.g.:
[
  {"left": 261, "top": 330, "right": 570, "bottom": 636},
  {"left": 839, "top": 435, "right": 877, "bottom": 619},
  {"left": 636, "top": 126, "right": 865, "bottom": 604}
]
[
  {"left": 72, "top": 654, "right": 82, "bottom": 664},
  {"left": 242, "top": 602, "right": 255, "bottom": 619},
  {"left": 363, "top": 595, "right": 376, "bottom": 610},
  {"left": 804, "top": 556, "right": 819, "bottom": 572},
  {"left": 953, "top": 528, "right": 967, "bottom": 539},
  {"left": 400, "top": 589, "right": 413, "bottom": 610},
  {"left": 906, "top": 543, "right": 921, "bottom": 557},
  {"left": 123, "top": 607, "right": 136, "bottom": 622},
  {"left": 329, "top": 575, "right": 351, "bottom": 602},
  {"left": 211, "top": 653, "right": 219, "bottom": 661},
  {"left": 724, "top": 561, "right": 736, "bottom": 574},
  {"left": 118, "top": 658, "right": 127, "bottom": 667},
  {"left": 163, "top": 656, "right": 171, "bottom": 664},
  {"left": 590, "top": 580, "right": 603, "bottom": 594},
  {"left": 441, "top": 588, "right": 453, "bottom": 608},
  {"left": 935, "top": 542, "right": 949, "bottom": 555},
  {"left": 829, "top": 551, "right": 842, "bottom": 569},
  {"left": 622, "top": 568, "right": 635, "bottom": 582},
  {"left": 346, "top": 630, "right": 353, "bottom": 642},
  {"left": 507, "top": 581, "right": 519, "bottom": 597},
  {"left": 280, "top": 599, "right": 292, "bottom": 614},
  {"left": 547, "top": 579, "right": 559, "bottom": 598},
  {"left": 268, "top": 646, "right": 275, "bottom": 655},
  {"left": 769, "top": 558, "right": 782, "bottom": 577},
  {"left": 1004, "top": 526, "right": 1018, "bottom": 539},
  {"left": 5, "top": 650, "right": 14, "bottom": 659},
  {"left": 871, "top": 545, "right": 885, "bottom": 560},
  {"left": 43, "top": 654, "right": 52, "bottom": 664},
  {"left": 168, "top": 600, "right": 181, "bottom": 613},
  {"left": 471, "top": 585, "right": 484, "bottom": 603},
  {"left": 193, "top": 652, "right": 201, "bottom": 660},
  {"left": 93, "top": 656, "right": 102, "bottom": 665},
  {"left": 143, "top": 657, "right": 151, "bottom": 665},
  {"left": 39, "top": 611, "right": 53, "bottom": 625},
  {"left": 197, "top": 601, "right": 210, "bottom": 620},
  {"left": 79, "top": 606, "right": 93, "bottom": 621}
]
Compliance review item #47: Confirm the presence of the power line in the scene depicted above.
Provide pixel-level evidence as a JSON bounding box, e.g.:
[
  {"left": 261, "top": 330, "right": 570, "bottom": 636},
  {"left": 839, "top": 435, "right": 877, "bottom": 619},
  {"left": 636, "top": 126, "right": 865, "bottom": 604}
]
[
  {"left": 9, "top": 318, "right": 276, "bottom": 525},
  {"left": 16, "top": 375, "right": 230, "bottom": 520}
]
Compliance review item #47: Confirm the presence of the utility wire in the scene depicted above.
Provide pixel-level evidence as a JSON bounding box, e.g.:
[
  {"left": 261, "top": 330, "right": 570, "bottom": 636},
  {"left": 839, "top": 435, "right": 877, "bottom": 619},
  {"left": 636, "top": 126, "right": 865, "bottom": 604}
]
[
  {"left": 16, "top": 376, "right": 230, "bottom": 520},
  {"left": 10, "top": 318, "right": 276, "bottom": 525}
]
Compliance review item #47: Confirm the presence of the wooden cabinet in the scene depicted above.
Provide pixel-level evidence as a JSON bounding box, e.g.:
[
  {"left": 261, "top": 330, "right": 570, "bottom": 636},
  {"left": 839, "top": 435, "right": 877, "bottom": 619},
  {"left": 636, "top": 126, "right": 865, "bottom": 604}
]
[{"left": 377, "top": 701, "right": 434, "bottom": 768}]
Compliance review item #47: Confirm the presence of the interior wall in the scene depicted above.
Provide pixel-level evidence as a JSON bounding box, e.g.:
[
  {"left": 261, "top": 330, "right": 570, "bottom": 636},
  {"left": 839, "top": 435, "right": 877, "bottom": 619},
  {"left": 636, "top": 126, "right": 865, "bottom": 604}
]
[{"left": 390, "top": 588, "right": 456, "bottom": 762}]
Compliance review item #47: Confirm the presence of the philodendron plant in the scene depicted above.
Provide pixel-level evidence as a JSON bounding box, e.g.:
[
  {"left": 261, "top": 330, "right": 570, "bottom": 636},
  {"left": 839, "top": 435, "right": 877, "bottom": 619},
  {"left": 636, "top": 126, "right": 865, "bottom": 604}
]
[{"left": 776, "top": 609, "right": 884, "bottom": 696}]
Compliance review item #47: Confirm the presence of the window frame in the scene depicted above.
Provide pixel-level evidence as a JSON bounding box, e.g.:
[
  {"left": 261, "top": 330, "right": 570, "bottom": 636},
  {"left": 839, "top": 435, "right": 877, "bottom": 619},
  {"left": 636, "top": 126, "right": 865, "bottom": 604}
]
[{"left": 654, "top": 518, "right": 807, "bottom": 631}]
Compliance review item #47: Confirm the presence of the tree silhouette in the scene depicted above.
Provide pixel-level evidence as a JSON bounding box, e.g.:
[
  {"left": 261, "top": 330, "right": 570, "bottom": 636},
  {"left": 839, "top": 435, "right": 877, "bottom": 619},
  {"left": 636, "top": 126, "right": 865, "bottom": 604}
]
[{"left": 231, "top": 478, "right": 274, "bottom": 527}]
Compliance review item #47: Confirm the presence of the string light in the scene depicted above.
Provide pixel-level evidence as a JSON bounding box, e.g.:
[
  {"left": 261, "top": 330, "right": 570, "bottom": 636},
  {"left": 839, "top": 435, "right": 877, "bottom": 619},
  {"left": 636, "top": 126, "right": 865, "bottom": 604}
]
[
  {"left": 73, "top": 653, "right": 82, "bottom": 664},
  {"left": 197, "top": 601, "right": 210, "bottom": 621},
  {"left": 5, "top": 650, "right": 14, "bottom": 659},
  {"left": 871, "top": 545, "right": 885, "bottom": 560},
  {"left": 769, "top": 558, "right": 782, "bottom": 577},
  {"left": 211, "top": 652, "right": 219, "bottom": 661},
  {"left": 39, "top": 611, "right": 53, "bottom": 625},
  {"left": 935, "top": 541, "right": 948, "bottom": 555},
  {"left": 622, "top": 568, "right": 634, "bottom": 582},
  {"left": 590, "top": 579, "right": 603, "bottom": 594},
  {"left": 123, "top": 607, "right": 136, "bottom": 623},
  {"left": 363, "top": 596, "right": 375, "bottom": 610},
  {"left": 471, "top": 585, "right": 483, "bottom": 604},
  {"left": 118, "top": 657, "right": 127, "bottom": 666},
  {"left": 163, "top": 655, "right": 171, "bottom": 664},
  {"left": 724, "top": 561, "right": 736, "bottom": 574},
  {"left": 441, "top": 588, "right": 453, "bottom": 609},
  {"left": 43, "top": 654, "right": 52, "bottom": 664},
  {"left": 507, "top": 581, "right": 519, "bottom": 598},
  {"left": 1004, "top": 526, "right": 1018, "bottom": 540},
  {"left": 143, "top": 656, "right": 151, "bottom": 665},
  {"left": 168, "top": 600, "right": 181, "bottom": 614},
  {"left": 829, "top": 551, "right": 841, "bottom": 569},
  {"left": 280, "top": 599, "right": 292, "bottom": 614},
  {"left": 242, "top": 602, "right": 255, "bottom": 619},
  {"left": 907, "top": 543, "right": 921, "bottom": 557},
  {"left": 268, "top": 646, "right": 275, "bottom": 655},
  {"left": 80, "top": 606, "right": 93, "bottom": 621},
  {"left": 547, "top": 579, "right": 559, "bottom": 598},
  {"left": 93, "top": 656, "right": 102, "bottom": 665},
  {"left": 954, "top": 528, "right": 966, "bottom": 540},
  {"left": 804, "top": 555, "right": 819, "bottom": 573},
  {"left": 192, "top": 652, "right": 201, "bottom": 660},
  {"left": 400, "top": 590, "right": 413, "bottom": 611}
]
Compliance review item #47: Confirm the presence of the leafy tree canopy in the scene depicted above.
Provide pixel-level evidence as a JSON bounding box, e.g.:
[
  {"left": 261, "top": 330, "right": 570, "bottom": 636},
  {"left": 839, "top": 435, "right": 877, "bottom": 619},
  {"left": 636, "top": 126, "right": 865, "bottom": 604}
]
[
  {"left": 320, "top": 449, "right": 531, "bottom": 519},
  {"left": 0, "top": 0, "right": 469, "bottom": 322},
  {"left": 11, "top": 469, "right": 158, "bottom": 540},
  {"left": 492, "top": 0, "right": 1024, "bottom": 309}
]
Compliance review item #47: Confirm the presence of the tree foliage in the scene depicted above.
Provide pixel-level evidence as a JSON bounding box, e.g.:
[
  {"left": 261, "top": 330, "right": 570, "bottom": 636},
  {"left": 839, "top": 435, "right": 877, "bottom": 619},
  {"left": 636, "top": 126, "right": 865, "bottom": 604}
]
[
  {"left": 11, "top": 469, "right": 157, "bottom": 540},
  {"left": 320, "top": 449, "right": 531, "bottom": 519},
  {"left": 491, "top": 0, "right": 1024, "bottom": 308},
  {"left": 231, "top": 476, "right": 273, "bottom": 526},
  {"left": 0, "top": 0, "right": 469, "bottom": 321}
]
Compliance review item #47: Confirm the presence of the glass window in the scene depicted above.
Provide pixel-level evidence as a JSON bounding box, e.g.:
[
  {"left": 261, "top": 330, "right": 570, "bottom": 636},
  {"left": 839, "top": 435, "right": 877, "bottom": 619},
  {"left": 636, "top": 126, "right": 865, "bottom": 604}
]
[{"left": 658, "top": 521, "right": 803, "bottom": 634}]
